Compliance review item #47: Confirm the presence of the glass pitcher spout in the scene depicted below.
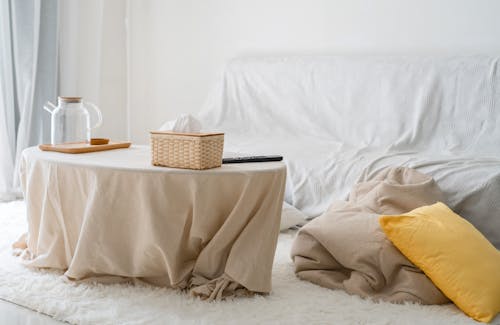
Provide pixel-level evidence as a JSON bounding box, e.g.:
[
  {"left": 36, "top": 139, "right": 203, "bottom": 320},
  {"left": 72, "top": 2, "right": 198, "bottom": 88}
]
[{"left": 43, "top": 101, "right": 57, "bottom": 114}]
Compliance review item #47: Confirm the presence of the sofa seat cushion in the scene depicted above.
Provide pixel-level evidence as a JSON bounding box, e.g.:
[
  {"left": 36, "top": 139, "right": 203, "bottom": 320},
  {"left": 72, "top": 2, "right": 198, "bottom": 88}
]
[{"left": 220, "top": 134, "right": 500, "bottom": 248}]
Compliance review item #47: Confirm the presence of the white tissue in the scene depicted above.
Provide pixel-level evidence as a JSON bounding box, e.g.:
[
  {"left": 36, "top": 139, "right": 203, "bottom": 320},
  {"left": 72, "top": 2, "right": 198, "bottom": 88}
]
[{"left": 158, "top": 114, "right": 202, "bottom": 133}]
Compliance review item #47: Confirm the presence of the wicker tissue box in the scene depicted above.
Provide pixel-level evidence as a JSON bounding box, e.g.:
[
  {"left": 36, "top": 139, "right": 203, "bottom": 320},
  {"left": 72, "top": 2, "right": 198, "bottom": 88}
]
[{"left": 150, "top": 131, "right": 224, "bottom": 170}]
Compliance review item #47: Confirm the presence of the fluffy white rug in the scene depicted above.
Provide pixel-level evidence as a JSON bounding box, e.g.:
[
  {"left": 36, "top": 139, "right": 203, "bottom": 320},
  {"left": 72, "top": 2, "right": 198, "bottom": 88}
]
[{"left": 0, "top": 201, "right": 495, "bottom": 325}]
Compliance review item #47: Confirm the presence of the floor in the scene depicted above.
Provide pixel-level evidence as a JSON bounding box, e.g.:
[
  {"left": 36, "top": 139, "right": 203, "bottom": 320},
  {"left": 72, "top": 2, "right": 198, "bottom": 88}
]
[{"left": 0, "top": 299, "right": 63, "bottom": 325}]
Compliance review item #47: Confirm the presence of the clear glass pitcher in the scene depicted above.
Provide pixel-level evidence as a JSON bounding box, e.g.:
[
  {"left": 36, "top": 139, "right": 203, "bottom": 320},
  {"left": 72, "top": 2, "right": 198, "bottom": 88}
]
[{"left": 44, "top": 97, "right": 102, "bottom": 145}]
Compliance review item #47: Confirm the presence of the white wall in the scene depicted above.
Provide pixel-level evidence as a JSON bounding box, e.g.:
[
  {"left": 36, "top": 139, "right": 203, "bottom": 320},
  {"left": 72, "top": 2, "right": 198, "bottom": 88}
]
[{"left": 63, "top": 0, "right": 500, "bottom": 144}]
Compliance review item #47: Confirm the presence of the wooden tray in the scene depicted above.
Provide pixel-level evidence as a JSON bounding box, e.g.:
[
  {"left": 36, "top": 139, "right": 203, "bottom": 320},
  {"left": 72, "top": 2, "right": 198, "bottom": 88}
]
[{"left": 39, "top": 141, "right": 131, "bottom": 154}]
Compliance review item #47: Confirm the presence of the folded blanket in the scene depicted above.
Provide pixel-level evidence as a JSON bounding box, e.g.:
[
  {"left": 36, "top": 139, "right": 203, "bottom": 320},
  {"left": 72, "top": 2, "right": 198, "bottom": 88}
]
[{"left": 291, "top": 167, "right": 449, "bottom": 304}]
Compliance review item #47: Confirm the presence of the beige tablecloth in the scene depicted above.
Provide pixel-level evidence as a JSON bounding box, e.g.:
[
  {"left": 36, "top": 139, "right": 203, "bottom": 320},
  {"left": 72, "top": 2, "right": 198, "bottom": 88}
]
[{"left": 19, "top": 146, "right": 286, "bottom": 299}]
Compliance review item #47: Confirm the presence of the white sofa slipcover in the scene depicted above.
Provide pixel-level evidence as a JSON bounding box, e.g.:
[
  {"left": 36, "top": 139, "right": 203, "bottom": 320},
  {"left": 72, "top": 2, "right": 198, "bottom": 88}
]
[{"left": 199, "top": 56, "right": 500, "bottom": 248}]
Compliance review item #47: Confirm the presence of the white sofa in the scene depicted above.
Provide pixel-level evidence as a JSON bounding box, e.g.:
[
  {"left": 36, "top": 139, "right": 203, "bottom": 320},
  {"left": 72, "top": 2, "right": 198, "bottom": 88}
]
[{"left": 199, "top": 56, "right": 500, "bottom": 248}]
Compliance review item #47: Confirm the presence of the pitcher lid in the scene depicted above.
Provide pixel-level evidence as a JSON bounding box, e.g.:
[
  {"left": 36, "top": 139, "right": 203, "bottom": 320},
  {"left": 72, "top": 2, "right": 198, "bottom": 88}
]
[{"left": 58, "top": 96, "right": 82, "bottom": 103}]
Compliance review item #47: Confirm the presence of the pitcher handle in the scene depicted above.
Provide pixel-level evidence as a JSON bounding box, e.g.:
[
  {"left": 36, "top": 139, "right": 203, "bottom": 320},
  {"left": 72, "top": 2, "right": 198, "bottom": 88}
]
[
  {"left": 83, "top": 101, "right": 102, "bottom": 129},
  {"left": 43, "top": 101, "right": 57, "bottom": 114}
]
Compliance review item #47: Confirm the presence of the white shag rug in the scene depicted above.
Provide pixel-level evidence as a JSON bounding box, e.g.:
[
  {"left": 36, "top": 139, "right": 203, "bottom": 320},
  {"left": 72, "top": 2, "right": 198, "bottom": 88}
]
[{"left": 0, "top": 201, "right": 496, "bottom": 325}]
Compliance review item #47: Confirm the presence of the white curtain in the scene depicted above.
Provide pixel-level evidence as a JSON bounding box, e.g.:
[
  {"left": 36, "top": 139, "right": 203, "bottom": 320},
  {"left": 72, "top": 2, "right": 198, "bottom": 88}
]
[
  {"left": 1, "top": 0, "right": 129, "bottom": 201},
  {"left": 58, "top": 0, "right": 128, "bottom": 142},
  {"left": 0, "top": 0, "right": 58, "bottom": 201},
  {"left": 0, "top": 1, "right": 15, "bottom": 200}
]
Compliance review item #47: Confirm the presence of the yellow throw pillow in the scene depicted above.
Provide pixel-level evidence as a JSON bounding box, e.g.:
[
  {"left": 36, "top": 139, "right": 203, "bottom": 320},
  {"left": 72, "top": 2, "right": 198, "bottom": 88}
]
[{"left": 379, "top": 202, "right": 500, "bottom": 323}]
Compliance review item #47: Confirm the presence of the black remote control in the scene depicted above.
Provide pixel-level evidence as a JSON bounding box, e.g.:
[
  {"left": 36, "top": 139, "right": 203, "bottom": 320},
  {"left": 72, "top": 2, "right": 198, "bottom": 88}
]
[{"left": 222, "top": 155, "right": 283, "bottom": 164}]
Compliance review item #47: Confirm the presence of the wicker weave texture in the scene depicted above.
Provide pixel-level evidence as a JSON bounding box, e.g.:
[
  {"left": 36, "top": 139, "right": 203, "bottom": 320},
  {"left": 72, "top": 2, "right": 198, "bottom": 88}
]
[{"left": 151, "top": 133, "right": 224, "bottom": 170}]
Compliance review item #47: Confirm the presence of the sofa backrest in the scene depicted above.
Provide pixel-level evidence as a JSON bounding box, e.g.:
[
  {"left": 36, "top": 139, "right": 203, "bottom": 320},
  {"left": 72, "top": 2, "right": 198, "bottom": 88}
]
[{"left": 201, "top": 56, "right": 500, "bottom": 155}]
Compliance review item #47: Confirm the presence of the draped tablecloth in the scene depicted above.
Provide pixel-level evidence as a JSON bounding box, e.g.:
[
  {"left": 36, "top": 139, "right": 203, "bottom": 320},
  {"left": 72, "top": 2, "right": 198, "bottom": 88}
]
[{"left": 19, "top": 146, "right": 286, "bottom": 300}]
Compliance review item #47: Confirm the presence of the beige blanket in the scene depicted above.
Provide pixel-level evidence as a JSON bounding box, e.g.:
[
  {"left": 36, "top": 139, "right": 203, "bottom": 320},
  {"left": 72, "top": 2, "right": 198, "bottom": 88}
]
[{"left": 291, "top": 167, "right": 449, "bottom": 304}]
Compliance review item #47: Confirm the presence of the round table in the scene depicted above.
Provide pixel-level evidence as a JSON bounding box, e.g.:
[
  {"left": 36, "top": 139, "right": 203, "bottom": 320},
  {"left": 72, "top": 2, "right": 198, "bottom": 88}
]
[{"left": 19, "top": 146, "right": 286, "bottom": 300}]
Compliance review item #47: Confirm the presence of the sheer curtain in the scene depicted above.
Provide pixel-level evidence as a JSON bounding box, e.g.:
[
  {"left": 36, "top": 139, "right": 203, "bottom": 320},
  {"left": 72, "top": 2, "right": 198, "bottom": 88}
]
[
  {"left": 58, "top": 0, "right": 128, "bottom": 142},
  {"left": 0, "top": 0, "right": 58, "bottom": 201}
]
